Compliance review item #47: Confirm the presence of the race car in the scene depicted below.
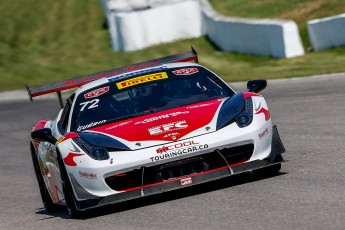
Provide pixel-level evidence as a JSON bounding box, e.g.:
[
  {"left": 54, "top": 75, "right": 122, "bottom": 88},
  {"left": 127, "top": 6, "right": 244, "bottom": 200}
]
[{"left": 28, "top": 48, "right": 285, "bottom": 218}]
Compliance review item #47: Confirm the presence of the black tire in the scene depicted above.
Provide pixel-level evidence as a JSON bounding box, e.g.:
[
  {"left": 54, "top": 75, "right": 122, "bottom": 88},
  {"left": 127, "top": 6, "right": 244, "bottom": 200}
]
[
  {"left": 30, "top": 144, "right": 59, "bottom": 212},
  {"left": 57, "top": 154, "right": 82, "bottom": 218},
  {"left": 254, "top": 163, "right": 281, "bottom": 176}
]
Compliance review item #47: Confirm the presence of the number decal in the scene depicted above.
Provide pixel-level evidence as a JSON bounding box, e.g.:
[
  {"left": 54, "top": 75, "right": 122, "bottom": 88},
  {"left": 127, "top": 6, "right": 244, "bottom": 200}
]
[
  {"left": 79, "top": 99, "right": 99, "bottom": 111},
  {"left": 89, "top": 99, "right": 99, "bottom": 109},
  {"left": 79, "top": 102, "right": 89, "bottom": 111}
]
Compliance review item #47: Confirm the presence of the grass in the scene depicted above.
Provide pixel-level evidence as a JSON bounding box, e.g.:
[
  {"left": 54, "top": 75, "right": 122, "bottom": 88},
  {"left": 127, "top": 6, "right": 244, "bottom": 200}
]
[
  {"left": 209, "top": 0, "right": 345, "bottom": 48},
  {"left": 0, "top": 0, "right": 345, "bottom": 92}
]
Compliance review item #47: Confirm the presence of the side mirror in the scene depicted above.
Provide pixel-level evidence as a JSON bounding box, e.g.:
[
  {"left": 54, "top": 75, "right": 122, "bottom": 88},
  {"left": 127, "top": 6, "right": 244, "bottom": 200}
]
[
  {"left": 31, "top": 128, "right": 57, "bottom": 144},
  {"left": 247, "top": 80, "right": 267, "bottom": 93}
]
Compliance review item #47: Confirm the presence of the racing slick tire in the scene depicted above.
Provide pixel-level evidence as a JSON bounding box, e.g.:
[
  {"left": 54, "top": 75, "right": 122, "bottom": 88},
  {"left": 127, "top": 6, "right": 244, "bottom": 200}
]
[
  {"left": 57, "top": 153, "right": 82, "bottom": 219},
  {"left": 30, "top": 144, "right": 59, "bottom": 213},
  {"left": 253, "top": 163, "right": 281, "bottom": 176}
]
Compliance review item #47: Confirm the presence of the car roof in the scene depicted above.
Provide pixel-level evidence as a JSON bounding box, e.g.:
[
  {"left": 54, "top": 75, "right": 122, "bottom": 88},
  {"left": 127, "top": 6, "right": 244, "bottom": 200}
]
[{"left": 74, "top": 62, "right": 201, "bottom": 96}]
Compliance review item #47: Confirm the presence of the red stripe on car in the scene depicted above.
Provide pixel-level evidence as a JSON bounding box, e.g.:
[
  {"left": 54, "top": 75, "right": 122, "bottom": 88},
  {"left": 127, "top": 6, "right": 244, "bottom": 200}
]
[
  {"left": 63, "top": 152, "right": 84, "bottom": 167},
  {"left": 255, "top": 107, "right": 270, "bottom": 121}
]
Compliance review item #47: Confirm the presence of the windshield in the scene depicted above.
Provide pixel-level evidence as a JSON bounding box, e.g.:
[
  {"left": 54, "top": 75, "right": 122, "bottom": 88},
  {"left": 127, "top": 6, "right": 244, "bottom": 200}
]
[{"left": 70, "top": 66, "right": 235, "bottom": 131}]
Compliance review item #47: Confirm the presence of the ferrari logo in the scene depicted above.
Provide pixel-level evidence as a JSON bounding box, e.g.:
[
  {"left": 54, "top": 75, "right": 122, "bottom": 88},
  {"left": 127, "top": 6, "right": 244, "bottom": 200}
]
[{"left": 172, "top": 136, "right": 176, "bottom": 141}]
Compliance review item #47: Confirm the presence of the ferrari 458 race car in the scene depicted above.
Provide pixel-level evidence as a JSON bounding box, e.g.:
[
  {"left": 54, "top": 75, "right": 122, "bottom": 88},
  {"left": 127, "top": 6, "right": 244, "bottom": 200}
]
[{"left": 28, "top": 48, "right": 285, "bottom": 218}]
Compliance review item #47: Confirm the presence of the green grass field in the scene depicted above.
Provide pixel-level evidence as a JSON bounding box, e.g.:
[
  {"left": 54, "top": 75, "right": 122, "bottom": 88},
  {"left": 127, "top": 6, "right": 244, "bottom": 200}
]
[
  {"left": 1, "top": 0, "right": 345, "bottom": 92},
  {"left": 209, "top": 0, "right": 345, "bottom": 48}
]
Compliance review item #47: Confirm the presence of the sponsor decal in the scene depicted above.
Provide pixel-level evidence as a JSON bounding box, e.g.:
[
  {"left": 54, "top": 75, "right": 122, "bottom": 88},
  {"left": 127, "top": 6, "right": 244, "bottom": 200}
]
[
  {"left": 181, "top": 177, "right": 192, "bottom": 186},
  {"left": 255, "top": 107, "right": 270, "bottom": 121},
  {"left": 90, "top": 99, "right": 223, "bottom": 142},
  {"left": 116, "top": 72, "right": 168, "bottom": 89},
  {"left": 173, "top": 68, "right": 198, "bottom": 75},
  {"left": 105, "top": 120, "right": 132, "bottom": 130},
  {"left": 149, "top": 120, "right": 188, "bottom": 136},
  {"left": 151, "top": 141, "right": 208, "bottom": 162},
  {"left": 258, "top": 128, "right": 269, "bottom": 139},
  {"left": 77, "top": 120, "right": 106, "bottom": 131},
  {"left": 186, "top": 102, "right": 213, "bottom": 109},
  {"left": 108, "top": 65, "right": 166, "bottom": 82},
  {"left": 135, "top": 111, "right": 189, "bottom": 125},
  {"left": 84, "top": 86, "right": 109, "bottom": 99},
  {"left": 63, "top": 152, "right": 84, "bottom": 166},
  {"left": 163, "top": 132, "right": 180, "bottom": 140},
  {"left": 79, "top": 171, "right": 97, "bottom": 179}
]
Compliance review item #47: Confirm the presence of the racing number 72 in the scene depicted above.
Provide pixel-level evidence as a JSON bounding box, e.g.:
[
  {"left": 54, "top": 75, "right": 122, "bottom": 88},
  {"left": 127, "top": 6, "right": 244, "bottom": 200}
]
[{"left": 79, "top": 99, "right": 99, "bottom": 111}]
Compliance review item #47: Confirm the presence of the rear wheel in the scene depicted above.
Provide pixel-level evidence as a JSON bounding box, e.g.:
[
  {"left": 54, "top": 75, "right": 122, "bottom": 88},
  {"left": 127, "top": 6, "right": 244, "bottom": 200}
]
[
  {"left": 58, "top": 154, "right": 82, "bottom": 218},
  {"left": 254, "top": 163, "right": 281, "bottom": 176},
  {"left": 30, "top": 144, "right": 59, "bottom": 212}
]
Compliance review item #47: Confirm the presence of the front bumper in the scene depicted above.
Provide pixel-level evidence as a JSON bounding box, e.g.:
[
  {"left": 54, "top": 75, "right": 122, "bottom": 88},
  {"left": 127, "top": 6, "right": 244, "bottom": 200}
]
[{"left": 74, "top": 125, "right": 285, "bottom": 211}]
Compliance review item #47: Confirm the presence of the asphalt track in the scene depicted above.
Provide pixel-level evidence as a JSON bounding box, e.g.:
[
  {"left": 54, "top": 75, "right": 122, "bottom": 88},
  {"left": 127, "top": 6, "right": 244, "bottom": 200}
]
[{"left": 0, "top": 74, "right": 345, "bottom": 230}]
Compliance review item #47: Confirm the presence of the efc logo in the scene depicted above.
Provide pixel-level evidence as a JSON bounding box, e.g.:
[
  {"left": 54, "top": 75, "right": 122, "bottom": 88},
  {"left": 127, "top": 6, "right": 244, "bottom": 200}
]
[
  {"left": 148, "top": 120, "right": 188, "bottom": 135},
  {"left": 116, "top": 72, "right": 168, "bottom": 89}
]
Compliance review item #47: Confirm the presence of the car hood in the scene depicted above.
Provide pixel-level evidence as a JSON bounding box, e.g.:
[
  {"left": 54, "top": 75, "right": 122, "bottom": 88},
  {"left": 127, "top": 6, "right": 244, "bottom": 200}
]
[{"left": 85, "top": 95, "right": 245, "bottom": 150}]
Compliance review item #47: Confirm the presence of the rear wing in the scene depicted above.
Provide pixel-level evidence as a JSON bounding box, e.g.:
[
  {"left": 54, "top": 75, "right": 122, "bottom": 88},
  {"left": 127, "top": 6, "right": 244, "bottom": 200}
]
[{"left": 26, "top": 47, "right": 198, "bottom": 107}]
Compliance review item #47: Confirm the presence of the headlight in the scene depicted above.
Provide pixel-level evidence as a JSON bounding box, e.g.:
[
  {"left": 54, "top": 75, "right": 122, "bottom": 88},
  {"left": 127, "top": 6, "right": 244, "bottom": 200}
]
[
  {"left": 73, "top": 137, "right": 109, "bottom": 160},
  {"left": 235, "top": 98, "right": 253, "bottom": 128}
]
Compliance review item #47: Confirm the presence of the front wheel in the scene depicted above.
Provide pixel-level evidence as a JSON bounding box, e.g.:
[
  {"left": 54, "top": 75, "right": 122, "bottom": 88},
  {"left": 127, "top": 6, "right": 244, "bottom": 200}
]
[
  {"left": 30, "top": 144, "right": 59, "bottom": 212},
  {"left": 58, "top": 155, "right": 82, "bottom": 218}
]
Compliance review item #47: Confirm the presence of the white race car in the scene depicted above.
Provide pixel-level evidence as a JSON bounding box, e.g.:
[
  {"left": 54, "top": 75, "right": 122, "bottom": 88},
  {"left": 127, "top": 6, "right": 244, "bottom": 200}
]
[{"left": 28, "top": 49, "right": 285, "bottom": 218}]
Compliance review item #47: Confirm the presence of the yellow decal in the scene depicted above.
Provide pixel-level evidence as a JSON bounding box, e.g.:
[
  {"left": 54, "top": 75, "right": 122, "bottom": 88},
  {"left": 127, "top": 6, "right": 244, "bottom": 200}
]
[
  {"left": 116, "top": 72, "right": 168, "bottom": 89},
  {"left": 56, "top": 136, "right": 66, "bottom": 145}
]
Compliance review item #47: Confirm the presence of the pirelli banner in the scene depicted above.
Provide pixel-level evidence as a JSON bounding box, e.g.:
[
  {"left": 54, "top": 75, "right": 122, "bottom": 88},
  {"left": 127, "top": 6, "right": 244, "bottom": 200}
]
[{"left": 116, "top": 72, "right": 168, "bottom": 89}]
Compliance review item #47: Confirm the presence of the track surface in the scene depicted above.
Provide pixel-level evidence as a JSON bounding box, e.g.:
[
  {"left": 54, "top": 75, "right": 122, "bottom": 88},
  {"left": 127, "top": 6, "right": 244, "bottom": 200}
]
[{"left": 1, "top": 75, "right": 345, "bottom": 229}]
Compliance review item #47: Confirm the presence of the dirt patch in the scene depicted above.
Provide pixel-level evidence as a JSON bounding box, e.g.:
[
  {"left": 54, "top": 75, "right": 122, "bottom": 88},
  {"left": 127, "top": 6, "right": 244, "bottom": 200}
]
[{"left": 279, "top": 0, "right": 324, "bottom": 20}]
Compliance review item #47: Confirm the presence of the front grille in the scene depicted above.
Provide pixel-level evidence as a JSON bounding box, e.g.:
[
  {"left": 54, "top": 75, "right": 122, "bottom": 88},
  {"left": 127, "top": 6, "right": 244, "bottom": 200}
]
[
  {"left": 158, "top": 157, "right": 209, "bottom": 181},
  {"left": 218, "top": 144, "right": 254, "bottom": 165},
  {"left": 105, "top": 144, "right": 254, "bottom": 191}
]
